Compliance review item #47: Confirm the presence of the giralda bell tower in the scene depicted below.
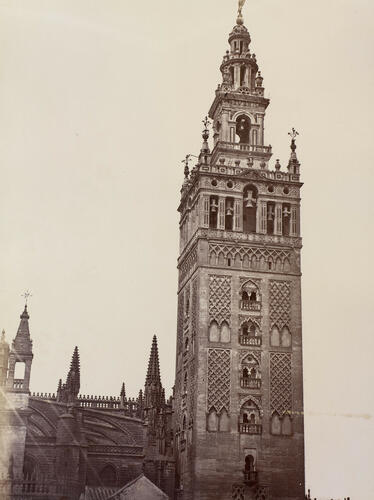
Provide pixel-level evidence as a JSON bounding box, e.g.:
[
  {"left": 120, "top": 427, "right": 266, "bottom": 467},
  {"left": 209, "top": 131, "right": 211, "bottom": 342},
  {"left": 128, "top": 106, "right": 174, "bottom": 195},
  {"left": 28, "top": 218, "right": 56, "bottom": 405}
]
[{"left": 174, "top": 5, "right": 305, "bottom": 500}]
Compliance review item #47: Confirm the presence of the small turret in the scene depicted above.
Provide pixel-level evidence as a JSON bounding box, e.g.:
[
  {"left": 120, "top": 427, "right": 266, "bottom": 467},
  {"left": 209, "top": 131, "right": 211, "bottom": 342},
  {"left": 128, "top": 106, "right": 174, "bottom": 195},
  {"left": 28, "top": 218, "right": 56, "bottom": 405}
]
[{"left": 6, "top": 304, "right": 34, "bottom": 393}]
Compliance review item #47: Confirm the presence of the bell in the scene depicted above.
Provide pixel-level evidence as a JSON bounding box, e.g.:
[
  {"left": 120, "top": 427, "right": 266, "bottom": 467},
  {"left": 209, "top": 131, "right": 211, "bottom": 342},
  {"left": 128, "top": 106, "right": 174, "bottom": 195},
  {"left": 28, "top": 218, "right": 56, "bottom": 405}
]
[
  {"left": 244, "top": 191, "right": 256, "bottom": 208},
  {"left": 210, "top": 201, "right": 218, "bottom": 212},
  {"left": 268, "top": 207, "right": 275, "bottom": 220},
  {"left": 283, "top": 207, "right": 291, "bottom": 218},
  {"left": 226, "top": 204, "right": 233, "bottom": 216}
]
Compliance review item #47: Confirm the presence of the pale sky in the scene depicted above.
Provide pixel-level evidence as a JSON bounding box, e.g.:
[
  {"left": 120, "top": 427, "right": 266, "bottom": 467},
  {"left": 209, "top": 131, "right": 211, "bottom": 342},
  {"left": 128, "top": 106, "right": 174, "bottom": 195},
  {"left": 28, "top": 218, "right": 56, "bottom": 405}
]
[{"left": 0, "top": 1, "right": 373, "bottom": 499}]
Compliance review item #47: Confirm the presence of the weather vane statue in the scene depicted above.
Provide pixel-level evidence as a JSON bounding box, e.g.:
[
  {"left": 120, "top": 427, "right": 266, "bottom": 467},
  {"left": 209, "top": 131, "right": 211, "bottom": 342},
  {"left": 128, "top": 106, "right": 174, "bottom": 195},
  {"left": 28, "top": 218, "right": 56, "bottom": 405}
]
[{"left": 237, "top": 0, "right": 247, "bottom": 24}]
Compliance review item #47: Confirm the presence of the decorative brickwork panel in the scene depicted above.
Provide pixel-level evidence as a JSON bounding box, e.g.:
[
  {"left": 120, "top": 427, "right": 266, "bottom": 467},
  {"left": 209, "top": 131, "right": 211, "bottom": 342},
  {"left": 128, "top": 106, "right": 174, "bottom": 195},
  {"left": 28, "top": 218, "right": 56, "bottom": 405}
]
[
  {"left": 179, "top": 244, "right": 198, "bottom": 283},
  {"left": 207, "top": 348, "right": 231, "bottom": 414},
  {"left": 255, "top": 486, "right": 269, "bottom": 500},
  {"left": 177, "top": 293, "right": 184, "bottom": 353},
  {"left": 209, "top": 275, "right": 231, "bottom": 325},
  {"left": 269, "top": 280, "right": 291, "bottom": 329},
  {"left": 232, "top": 484, "right": 244, "bottom": 500},
  {"left": 191, "top": 279, "right": 198, "bottom": 339},
  {"left": 270, "top": 353, "right": 292, "bottom": 416},
  {"left": 209, "top": 243, "right": 290, "bottom": 271}
]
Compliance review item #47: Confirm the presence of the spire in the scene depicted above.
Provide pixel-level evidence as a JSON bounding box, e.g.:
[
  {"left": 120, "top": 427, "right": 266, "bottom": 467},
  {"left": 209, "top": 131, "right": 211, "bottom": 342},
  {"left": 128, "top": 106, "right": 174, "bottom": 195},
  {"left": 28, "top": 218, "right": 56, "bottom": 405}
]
[
  {"left": 120, "top": 382, "right": 126, "bottom": 398},
  {"left": 65, "top": 346, "right": 80, "bottom": 400},
  {"left": 1, "top": 329, "right": 6, "bottom": 343},
  {"left": 16, "top": 305, "right": 30, "bottom": 338},
  {"left": 145, "top": 335, "right": 161, "bottom": 386}
]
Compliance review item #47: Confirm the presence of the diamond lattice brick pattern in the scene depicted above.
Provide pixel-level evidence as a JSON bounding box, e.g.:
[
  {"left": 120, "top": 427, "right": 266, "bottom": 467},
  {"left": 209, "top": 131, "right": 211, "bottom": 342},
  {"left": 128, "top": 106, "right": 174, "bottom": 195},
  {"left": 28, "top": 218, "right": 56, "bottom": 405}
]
[
  {"left": 207, "top": 348, "right": 231, "bottom": 414},
  {"left": 209, "top": 275, "right": 232, "bottom": 325},
  {"left": 270, "top": 280, "right": 291, "bottom": 329},
  {"left": 270, "top": 352, "right": 292, "bottom": 416}
]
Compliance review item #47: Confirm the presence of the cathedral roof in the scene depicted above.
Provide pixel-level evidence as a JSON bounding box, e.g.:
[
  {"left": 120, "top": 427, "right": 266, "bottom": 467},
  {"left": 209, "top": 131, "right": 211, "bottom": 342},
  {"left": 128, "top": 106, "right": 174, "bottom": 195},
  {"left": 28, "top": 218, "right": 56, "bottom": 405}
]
[{"left": 80, "top": 474, "right": 169, "bottom": 500}]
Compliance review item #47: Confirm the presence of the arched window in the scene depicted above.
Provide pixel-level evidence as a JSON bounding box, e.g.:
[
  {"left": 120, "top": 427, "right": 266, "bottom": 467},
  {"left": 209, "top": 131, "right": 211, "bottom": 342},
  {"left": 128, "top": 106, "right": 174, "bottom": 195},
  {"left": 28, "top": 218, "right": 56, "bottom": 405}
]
[
  {"left": 271, "top": 413, "right": 281, "bottom": 435},
  {"left": 249, "top": 291, "right": 257, "bottom": 302},
  {"left": 99, "top": 465, "right": 117, "bottom": 487},
  {"left": 236, "top": 115, "right": 251, "bottom": 144},
  {"left": 183, "top": 372, "right": 188, "bottom": 393},
  {"left": 242, "top": 291, "right": 249, "bottom": 301},
  {"left": 207, "top": 409, "right": 218, "bottom": 431},
  {"left": 270, "top": 326, "right": 280, "bottom": 347},
  {"left": 225, "top": 196, "right": 234, "bottom": 230},
  {"left": 209, "top": 321, "right": 219, "bottom": 342},
  {"left": 242, "top": 367, "right": 249, "bottom": 379},
  {"left": 184, "top": 337, "right": 189, "bottom": 352},
  {"left": 243, "top": 185, "right": 258, "bottom": 233},
  {"left": 281, "top": 327, "right": 292, "bottom": 347},
  {"left": 249, "top": 324, "right": 256, "bottom": 336},
  {"left": 209, "top": 195, "right": 218, "bottom": 229},
  {"left": 221, "top": 321, "right": 230, "bottom": 343},
  {"left": 239, "top": 400, "right": 262, "bottom": 434},
  {"left": 245, "top": 454, "right": 255, "bottom": 472}
]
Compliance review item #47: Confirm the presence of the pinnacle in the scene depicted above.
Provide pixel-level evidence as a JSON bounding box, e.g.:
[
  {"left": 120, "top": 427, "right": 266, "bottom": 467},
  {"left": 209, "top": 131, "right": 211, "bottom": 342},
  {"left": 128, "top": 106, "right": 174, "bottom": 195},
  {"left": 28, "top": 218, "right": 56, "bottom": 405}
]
[
  {"left": 120, "top": 382, "right": 126, "bottom": 398},
  {"left": 16, "top": 305, "right": 30, "bottom": 338},
  {"left": 145, "top": 335, "right": 161, "bottom": 386}
]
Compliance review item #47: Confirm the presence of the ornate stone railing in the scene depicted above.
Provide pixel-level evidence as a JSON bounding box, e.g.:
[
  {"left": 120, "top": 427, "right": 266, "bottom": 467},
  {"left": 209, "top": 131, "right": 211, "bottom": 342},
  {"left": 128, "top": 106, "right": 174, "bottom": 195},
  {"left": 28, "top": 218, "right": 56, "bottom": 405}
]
[
  {"left": 239, "top": 335, "right": 262, "bottom": 347},
  {"left": 240, "top": 378, "right": 261, "bottom": 389},
  {"left": 243, "top": 470, "right": 258, "bottom": 485},
  {"left": 13, "top": 379, "right": 24, "bottom": 390},
  {"left": 238, "top": 423, "right": 262, "bottom": 435},
  {"left": 0, "top": 476, "right": 81, "bottom": 498},
  {"left": 218, "top": 141, "right": 272, "bottom": 154},
  {"left": 240, "top": 300, "right": 261, "bottom": 312},
  {"left": 89, "top": 445, "right": 143, "bottom": 456}
]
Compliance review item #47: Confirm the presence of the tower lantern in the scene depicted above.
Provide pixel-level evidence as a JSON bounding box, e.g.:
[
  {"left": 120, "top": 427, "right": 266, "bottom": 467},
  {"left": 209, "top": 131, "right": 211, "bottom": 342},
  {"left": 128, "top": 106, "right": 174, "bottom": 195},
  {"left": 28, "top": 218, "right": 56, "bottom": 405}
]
[{"left": 174, "top": 6, "right": 304, "bottom": 500}]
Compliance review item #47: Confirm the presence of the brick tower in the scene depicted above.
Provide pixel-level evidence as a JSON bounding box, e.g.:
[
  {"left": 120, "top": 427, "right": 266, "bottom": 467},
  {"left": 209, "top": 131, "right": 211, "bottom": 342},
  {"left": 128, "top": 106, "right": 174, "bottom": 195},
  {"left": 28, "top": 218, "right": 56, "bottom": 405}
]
[{"left": 174, "top": 6, "right": 304, "bottom": 500}]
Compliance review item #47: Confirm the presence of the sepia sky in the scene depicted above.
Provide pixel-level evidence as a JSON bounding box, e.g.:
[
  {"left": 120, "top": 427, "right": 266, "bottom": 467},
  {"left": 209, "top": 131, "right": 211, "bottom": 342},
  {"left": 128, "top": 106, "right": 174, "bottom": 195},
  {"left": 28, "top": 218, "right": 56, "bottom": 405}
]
[{"left": 0, "top": 1, "right": 373, "bottom": 498}]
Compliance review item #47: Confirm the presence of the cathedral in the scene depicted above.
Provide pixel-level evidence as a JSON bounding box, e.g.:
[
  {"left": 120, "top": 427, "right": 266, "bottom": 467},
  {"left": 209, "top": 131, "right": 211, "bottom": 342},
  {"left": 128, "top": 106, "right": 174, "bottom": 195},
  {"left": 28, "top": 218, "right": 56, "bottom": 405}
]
[{"left": 0, "top": 5, "right": 306, "bottom": 500}]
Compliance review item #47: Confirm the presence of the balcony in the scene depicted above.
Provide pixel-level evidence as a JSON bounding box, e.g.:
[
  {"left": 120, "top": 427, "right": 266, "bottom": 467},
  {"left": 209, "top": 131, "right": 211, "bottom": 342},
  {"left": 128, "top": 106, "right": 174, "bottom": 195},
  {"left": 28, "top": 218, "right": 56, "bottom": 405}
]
[
  {"left": 218, "top": 141, "right": 272, "bottom": 154},
  {"left": 13, "top": 379, "right": 24, "bottom": 390},
  {"left": 239, "top": 335, "right": 262, "bottom": 347},
  {"left": 240, "top": 378, "right": 261, "bottom": 389},
  {"left": 240, "top": 300, "right": 261, "bottom": 312},
  {"left": 238, "top": 423, "right": 262, "bottom": 435},
  {"left": 243, "top": 470, "right": 258, "bottom": 486}
]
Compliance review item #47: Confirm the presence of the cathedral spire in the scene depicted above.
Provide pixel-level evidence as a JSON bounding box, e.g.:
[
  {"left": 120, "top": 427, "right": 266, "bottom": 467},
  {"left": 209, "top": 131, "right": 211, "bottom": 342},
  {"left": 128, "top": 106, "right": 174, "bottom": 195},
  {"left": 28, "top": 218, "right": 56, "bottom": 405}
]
[
  {"left": 144, "top": 335, "right": 164, "bottom": 410},
  {"left": 145, "top": 335, "right": 161, "bottom": 386},
  {"left": 65, "top": 346, "right": 80, "bottom": 400}
]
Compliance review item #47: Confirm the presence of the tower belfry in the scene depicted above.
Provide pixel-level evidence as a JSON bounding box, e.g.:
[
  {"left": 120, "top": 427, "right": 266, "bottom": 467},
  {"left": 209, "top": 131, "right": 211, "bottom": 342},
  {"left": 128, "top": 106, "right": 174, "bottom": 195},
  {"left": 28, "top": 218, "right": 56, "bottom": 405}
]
[{"left": 174, "top": 7, "right": 304, "bottom": 500}]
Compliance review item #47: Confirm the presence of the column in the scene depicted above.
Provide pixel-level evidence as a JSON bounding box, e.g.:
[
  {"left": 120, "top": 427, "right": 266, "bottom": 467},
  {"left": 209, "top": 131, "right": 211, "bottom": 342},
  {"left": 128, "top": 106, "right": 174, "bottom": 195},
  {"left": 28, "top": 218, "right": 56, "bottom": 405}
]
[
  {"left": 233, "top": 199, "right": 242, "bottom": 231},
  {"left": 218, "top": 197, "right": 225, "bottom": 230},
  {"left": 274, "top": 203, "right": 283, "bottom": 235}
]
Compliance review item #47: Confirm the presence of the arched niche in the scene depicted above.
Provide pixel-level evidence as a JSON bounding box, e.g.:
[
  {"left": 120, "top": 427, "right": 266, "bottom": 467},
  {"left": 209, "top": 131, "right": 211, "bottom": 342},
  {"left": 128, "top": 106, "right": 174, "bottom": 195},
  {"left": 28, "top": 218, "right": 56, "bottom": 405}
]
[
  {"left": 99, "top": 464, "right": 117, "bottom": 487},
  {"left": 243, "top": 185, "right": 258, "bottom": 234},
  {"left": 271, "top": 413, "right": 281, "bottom": 435},
  {"left": 235, "top": 114, "right": 251, "bottom": 144}
]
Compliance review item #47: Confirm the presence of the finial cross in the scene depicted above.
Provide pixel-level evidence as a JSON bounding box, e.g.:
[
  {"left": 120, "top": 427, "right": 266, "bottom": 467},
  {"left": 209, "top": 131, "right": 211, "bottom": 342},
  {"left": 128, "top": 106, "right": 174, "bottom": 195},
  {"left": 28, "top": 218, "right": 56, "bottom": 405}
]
[
  {"left": 21, "top": 290, "right": 32, "bottom": 305},
  {"left": 288, "top": 128, "right": 299, "bottom": 140},
  {"left": 202, "top": 116, "right": 210, "bottom": 130}
]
